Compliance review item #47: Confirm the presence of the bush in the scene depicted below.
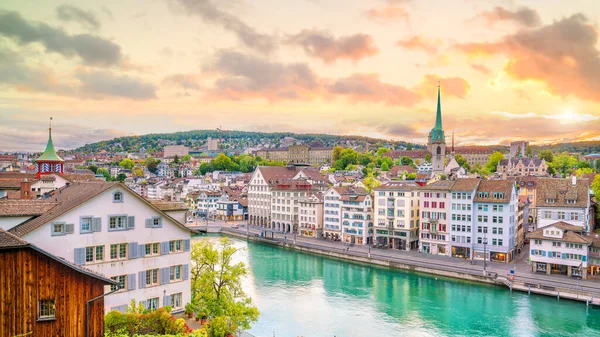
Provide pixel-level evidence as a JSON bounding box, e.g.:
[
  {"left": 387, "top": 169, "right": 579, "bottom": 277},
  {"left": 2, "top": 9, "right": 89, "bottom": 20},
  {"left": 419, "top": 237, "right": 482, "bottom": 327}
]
[{"left": 105, "top": 307, "right": 193, "bottom": 336}]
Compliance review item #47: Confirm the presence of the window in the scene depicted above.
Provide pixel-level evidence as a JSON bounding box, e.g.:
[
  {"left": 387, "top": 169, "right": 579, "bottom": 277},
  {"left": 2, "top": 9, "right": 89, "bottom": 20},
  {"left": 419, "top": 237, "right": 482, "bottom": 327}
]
[
  {"left": 85, "top": 245, "right": 104, "bottom": 263},
  {"left": 558, "top": 212, "right": 565, "bottom": 220},
  {"left": 109, "top": 216, "right": 127, "bottom": 230},
  {"left": 145, "top": 242, "right": 160, "bottom": 256},
  {"left": 492, "top": 239, "right": 497, "bottom": 245},
  {"left": 51, "top": 223, "right": 65, "bottom": 236},
  {"left": 498, "top": 239, "right": 503, "bottom": 246},
  {"left": 38, "top": 299, "right": 56, "bottom": 320},
  {"left": 169, "top": 240, "right": 183, "bottom": 253},
  {"left": 492, "top": 227, "right": 498, "bottom": 235},
  {"left": 145, "top": 269, "right": 159, "bottom": 287},
  {"left": 111, "top": 275, "right": 126, "bottom": 292},
  {"left": 571, "top": 213, "right": 580, "bottom": 221},
  {"left": 170, "top": 265, "right": 182, "bottom": 281},
  {"left": 147, "top": 297, "right": 159, "bottom": 312},
  {"left": 80, "top": 217, "right": 92, "bottom": 233},
  {"left": 113, "top": 192, "right": 123, "bottom": 203},
  {"left": 477, "top": 237, "right": 482, "bottom": 244},
  {"left": 531, "top": 250, "right": 543, "bottom": 256},
  {"left": 498, "top": 228, "right": 503, "bottom": 235},
  {"left": 543, "top": 211, "right": 552, "bottom": 219},
  {"left": 110, "top": 243, "right": 128, "bottom": 260},
  {"left": 170, "top": 293, "right": 183, "bottom": 309}
]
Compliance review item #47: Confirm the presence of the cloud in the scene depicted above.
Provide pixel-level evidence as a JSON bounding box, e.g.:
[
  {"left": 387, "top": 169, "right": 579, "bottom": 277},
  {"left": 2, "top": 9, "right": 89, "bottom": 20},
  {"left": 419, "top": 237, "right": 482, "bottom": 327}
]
[
  {"left": 455, "top": 14, "right": 600, "bottom": 102},
  {"left": 75, "top": 70, "right": 157, "bottom": 100},
  {"left": 469, "top": 63, "right": 491, "bottom": 74},
  {"left": 366, "top": 6, "right": 409, "bottom": 23},
  {"left": 417, "top": 74, "right": 471, "bottom": 99},
  {"left": 0, "top": 64, "right": 74, "bottom": 95},
  {"left": 396, "top": 36, "right": 440, "bottom": 54},
  {"left": 169, "top": 0, "right": 276, "bottom": 54},
  {"left": 0, "top": 10, "right": 121, "bottom": 66},
  {"left": 286, "top": 29, "right": 378, "bottom": 63},
  {"left": 56, "top": 4, "right": 101, "bottom": 30},
  {"left": 329, "top": 73, "right": 421, "bottom": 106},
  {"left": 480, "top": 6, "right": 541, "bottom": 27},
  {"left": 492, "top": 110, "right": 599, "bottom": 124},
  {"left": 161, "top": 73, "right": 201, "bottom": 90},
  {"left": 205, "top": 50, "right": 320, "bottom": 100}
]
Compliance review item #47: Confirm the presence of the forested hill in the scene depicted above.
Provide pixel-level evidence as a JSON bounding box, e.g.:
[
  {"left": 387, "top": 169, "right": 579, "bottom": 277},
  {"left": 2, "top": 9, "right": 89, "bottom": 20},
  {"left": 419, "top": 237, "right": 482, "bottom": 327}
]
[{"left": 73, "top": 130, "right": 425, "bottom": 153}]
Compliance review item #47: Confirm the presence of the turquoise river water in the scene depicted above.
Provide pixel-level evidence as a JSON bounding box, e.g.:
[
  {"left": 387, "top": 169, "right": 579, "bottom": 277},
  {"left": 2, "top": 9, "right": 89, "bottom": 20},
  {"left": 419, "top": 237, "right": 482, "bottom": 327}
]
[{"left": 196, "top": 236, "right": 600, "bottom": 337}]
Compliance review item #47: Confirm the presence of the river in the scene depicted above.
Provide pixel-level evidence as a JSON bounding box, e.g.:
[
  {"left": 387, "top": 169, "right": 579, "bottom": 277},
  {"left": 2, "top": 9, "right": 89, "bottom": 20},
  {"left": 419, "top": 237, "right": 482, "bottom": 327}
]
[{"left": 193, "top": 236, "right": 600, "bottom": 337}]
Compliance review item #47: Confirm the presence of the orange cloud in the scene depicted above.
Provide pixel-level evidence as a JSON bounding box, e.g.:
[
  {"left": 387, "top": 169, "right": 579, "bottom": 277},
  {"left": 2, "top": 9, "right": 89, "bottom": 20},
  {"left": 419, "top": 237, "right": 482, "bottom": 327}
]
[
  {"left": 480, "top": 6, "right": 541, "bottom": 27},
  {"left": 469, "top": 63, "right": 491, "bottom": 74},
  {"left": 417, "top": 74, "right": 471, "bottom": 99},
  {"left": 329, "top": 73, "right": 421, "bottom": 106},
  {"left": 366, "top": 6, "right": 409, "bottom": 23},
  {"left": 396, "top": 36, "right": 441, "bottom": 54},
  {"left": 455, "top": 14, "right": 600, "bottom": 102},
  {"left": 286, "top": 29, "right": 378, "bottom": 63}
]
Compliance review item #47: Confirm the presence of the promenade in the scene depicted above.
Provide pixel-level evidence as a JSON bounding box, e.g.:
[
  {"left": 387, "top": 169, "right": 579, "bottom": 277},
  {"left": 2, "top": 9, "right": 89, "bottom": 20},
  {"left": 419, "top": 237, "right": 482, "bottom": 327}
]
[{"left": 210, "top": 222, "right": 600, "bottom": 304}]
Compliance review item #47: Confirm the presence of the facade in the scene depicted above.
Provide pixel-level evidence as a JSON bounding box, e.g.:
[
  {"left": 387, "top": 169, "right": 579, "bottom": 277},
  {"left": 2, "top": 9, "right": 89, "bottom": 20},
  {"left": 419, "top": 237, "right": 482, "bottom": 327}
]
[
  {"left": 248, "top": 166, "right": 300, "bottom": 226},
  {"left": 323, "top": 187, "right": 343, "bottom": 240},
  {"left": 0, "top": 229, "right": 116, "bottom": 337},
  {"left": 255, "top": 144, "right": 333, "bottom": 165},
  {"left": 449, "top": 179, "right": 480, "bottom": 259},
  {"left": 535, "top": 177, "right": 591, "bottom": 232},
  {"left": 528, "top": 222, "right": 590, "bottom": 279},
  {"left": 8, "top": 182, "right": 192, "bottom": 314},
  {"left": 216, "top": 196, "right": 246, "bottom": 221},
  {"left": 206, "top": 137, "right": 219, "bottom": 151},
  {"left": 427, "top": 85, "right": 446, "bottom": 174},
  {"left": 472, "top": 180, "right": 518, "bottom": 263},
  {"left": 373, "top": 182, "right": 420, "bottom": 250},
  {"left": 340, "top": 187, "right": 373, "bottom": 245},
  {"left": 419, "top": 180, "right": 452, "bottom": 255},
  {"left": 270, "top": 180, "right": 316, "bottom": 233},
  {"left": 197, "top": 191, "right": 221, "bottom": 218},
  {"left": 298, "top": 192, "right": 324, "bottom": 238},
  {"left": 497, "top": 157, "right": 548, "bottom": 176},
  {"left": 509, "top": 141, "right": 529, "bottom": 158},
  {"left": 452, "top": 147, "right": 493, "bottom": 167},
  {"left": 163, "top": 145, "right": 189, "bottom": 158}
]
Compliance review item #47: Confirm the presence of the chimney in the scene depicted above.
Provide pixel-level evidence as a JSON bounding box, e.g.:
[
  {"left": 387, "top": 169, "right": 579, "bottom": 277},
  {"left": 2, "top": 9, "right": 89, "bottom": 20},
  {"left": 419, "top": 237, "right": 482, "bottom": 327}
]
[
  {"left": 20, "top": 178, "right": 31, "bottom": 200},
  {"left": 572, "top": 175, "right": 576, "bottom": 186}
]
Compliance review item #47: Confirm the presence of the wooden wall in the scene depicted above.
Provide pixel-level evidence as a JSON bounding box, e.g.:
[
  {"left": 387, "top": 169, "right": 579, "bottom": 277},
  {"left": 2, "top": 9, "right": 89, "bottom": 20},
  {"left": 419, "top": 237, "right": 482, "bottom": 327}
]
[{"left": 0, "top": 247, "right": 107, "bottom": 337}]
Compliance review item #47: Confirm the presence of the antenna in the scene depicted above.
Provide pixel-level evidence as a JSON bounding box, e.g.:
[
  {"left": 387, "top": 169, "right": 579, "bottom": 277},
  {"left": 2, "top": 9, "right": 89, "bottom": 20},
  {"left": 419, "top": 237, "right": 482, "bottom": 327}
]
[{"left": 49, "top": 116, "right": 53, "bottom": 131}]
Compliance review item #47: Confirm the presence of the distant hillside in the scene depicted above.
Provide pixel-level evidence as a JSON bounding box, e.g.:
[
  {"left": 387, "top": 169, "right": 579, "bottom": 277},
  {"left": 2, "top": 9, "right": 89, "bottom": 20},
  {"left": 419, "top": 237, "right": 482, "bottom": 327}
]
[
  {"left": 533, "top": 141, "right": 600, "bottom": 155},
  {"left": 73, "top": 130, "right": 427, "bottom": 153}
]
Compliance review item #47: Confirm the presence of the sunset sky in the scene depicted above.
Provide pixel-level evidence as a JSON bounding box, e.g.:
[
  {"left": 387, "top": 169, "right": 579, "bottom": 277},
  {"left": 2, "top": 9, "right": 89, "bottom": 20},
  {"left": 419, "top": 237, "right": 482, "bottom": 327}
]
[{"left": 1, "top": 0, "right": 600, "bottom": 151}]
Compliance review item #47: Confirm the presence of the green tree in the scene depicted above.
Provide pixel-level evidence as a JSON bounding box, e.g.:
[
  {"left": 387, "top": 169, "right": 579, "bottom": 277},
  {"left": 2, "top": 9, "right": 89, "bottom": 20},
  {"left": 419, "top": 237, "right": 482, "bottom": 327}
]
[
  {"left": 212, "top": 153, "right": 235, "bottom": 171},
  {"left": 526, "top": 145, "right": 533, "bottom": 158},
  {"left": 400, "top": 156, "right": 413, "bottom": 166},
  {"left": 575, "top": 168, "right": 594, "bottom": 177},
  {"left": 182, "top": 154, "right": 192, "bottom": 162},
  {"left": 173, "top": 155, "right": 180, "bottom": 164},
  {"left": 116, "top": 173, "right": 127, "bottom": 182},
  {"left": 376, "top": 147, "right": 390, "bottom": 157},
  {"left": 119, "top": 158, "right": 135, "bottom": 170},
  {"left": 592, "top": 175, "right": 600, "bottom": 197},
  {"left": 191, "top": 238, "right": 259, "bottom": 334},
  {"left": 381, "top": 162, "right": 390, "bottom": 171},
  {"left": 549, "top": 154, "right": 578, "bottom": 175},
  {"left": 577, "top": 161, "right": 591, "bottom": 169},
  {"left": 484, "top": 152, "right": 504, "bottom": 173},
  {"left": 132, "top": 166, "right": 144, "bottom": 177},
  {"left": 145, "top": 156, "right": 159, "bottom": 174},
  {"left": 87, "top": 165, "right": 98, "bottom": 174},
  {"left": 332, "top": 146, "right": 344, "bottom": 161},
  {"left": 406, "top": 143, "right": 413, "bottom": 150},
  {"left": 425, "top": 153, "right": 431, "bottom": 163},
  {"left": 97, "top": 168, "right": 111, "bottom": 180},
  {"left": 362, "top": 175, "right": 381, "bottom": 193},
  {"left": 539, "top": 150, "right": 554, "bottom": 163},
  {"left": 406, "top": 173, "right": 417, "bottom": 180}
]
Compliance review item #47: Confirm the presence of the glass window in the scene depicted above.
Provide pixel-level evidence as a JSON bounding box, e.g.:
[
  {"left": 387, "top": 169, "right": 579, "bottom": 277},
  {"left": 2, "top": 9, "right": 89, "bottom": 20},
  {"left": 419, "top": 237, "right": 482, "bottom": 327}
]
[
  {"left": 169, "top": 240, "right": 183, "bottom": 253},
  {"left": 38, "top": 299, "right": 56, "bottom": 319},
  {"left": 110, "top": 243, "right": 128, "bottom": 260},
  {"left": 85, "top": 245, "right": 104, "bottom": 263},
  {"left": 81, "top": 217, "right": 92, "bottom": 232},
  {"left": 146, "top": 242, "right": 160, "bottom": 256},
  {"left": 52, "top": 223, "right": 64, "bottom": 235},
  {"left": 111, "top": 275, "right": 126, "bottom": 292},
  {"left": 109, "top": 216, "right": 127, "bottom": 230},
  {"left": 147, "top": 297, "right": 159, "bottom": 312},
  {"left": 113, "top": 192, "right": 123, "bottom": 202},
  {"left": 170, "top": 293, "right": 183, "bottom": 309},
  {"left": 170, "top": 265, "right": 182, "bottom": 281},
  {"left": 146, "top": 269, "right": 159, "bottom": 287}
]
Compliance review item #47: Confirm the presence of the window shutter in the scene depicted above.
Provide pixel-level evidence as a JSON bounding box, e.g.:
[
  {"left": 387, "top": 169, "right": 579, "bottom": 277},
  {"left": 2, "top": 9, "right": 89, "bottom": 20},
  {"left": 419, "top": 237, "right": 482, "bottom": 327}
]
[
  {"left": 530, "top": 249, "right": 534, "bottom": 256},
  {"left": 160, "top": 267, "right": 169, "bottom": 285},
  {"left": 127, "top": 216, "right": 135, "bottom": 229},
  {"left": 93, "top": 218, "right": 102, "bottom": 232},
  {"left": 138, "top": 244, "right": 146, "bottom": 258},
  {"left": 562, "top": 253, "right": 567, "bottom": 259},
  {"left": 164, "top": 295, "right": 172, "bottom": 307},
  {"left": 138, "top": 271, "right": 146, "bottom": 289},
  {"left": 182, "top": 264, "right": 189, "bottom": 281},
  {"left": 161, "top": 241, "right": 169, "bottom": 255},
  {"left": 65, "top": 223, "right": 74, "bottom": 234},
  {"left": 583, "top": 256, "right": 587, "bottom": 262},
  {"left": 128, "top": 274, "right": 136, "bottom": 290},
  {"left": 145, "top": 219, "right": 152, "bottom": 228},
  {"left": 158, "top": 217, "right": 163, "bottom": 228},
  {"left": 183, "top": 239, "right": 190, "bottom": 252},
  {"left": 542, "top": 251, "right": 546, "bottom": 257},
  {"left": 74, "top": 248, "right": 85, "bottom": 265},
  {"left": 141, "top": 300, "right": 148, "bottom": 309},
  {"left": 129, "top": 242, "right": 138, "bottom": 259}
]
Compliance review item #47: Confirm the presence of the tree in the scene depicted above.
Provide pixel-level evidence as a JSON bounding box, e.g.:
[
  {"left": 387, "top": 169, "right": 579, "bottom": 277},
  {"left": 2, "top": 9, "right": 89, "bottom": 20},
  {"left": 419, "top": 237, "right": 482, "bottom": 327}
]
[
  {"left": 592, "top": 175, "right": 600, "bottom": 198},
  {"left": 97, "top": 168, "right": 111, "bottom": 180},
  {"left": 116, "top": 173, "right": 127, "bottom": 182},
  {"left": 539, "top": 150, "right": 553, "bottom": 163},
  {"left": 400, "top": 156, "right": 413, "bottom": 166},
  {"left": 526, "top": 145, "right": 533, "bottom": 158},
  {"left": 332, "top": 146, "right": 344, "bottom": 161},
  {"left": 376, "top": 147, "right": 390, "bottom": 157},
  {"left": 577, "top": 161, "right": 591, "bottom": 169},
  {"left": 119, "top": 158, "right": 135, "bottom": 170},
  {"left": 381, "top": 162, "right": 390, "bottom": 171},
  {"left": 87, "top": 165, "right": 98, "bottom": 174},
  {"left": 362, "top": 175, "right": 381, "bottom": 193},
  {"left": 173, "top": 155, "right": 180, "bottom": 164},
  {"left": 406, "top": 143, "right": 413, "bottom": 150},
  {"left": 425, "top": 153, "right": 431, "bottom": 163},
  {"left": 576, "top": 168, "right": 594, "bottom": 177},
  {"left": 484, "top": 152, "right": 504, "bottom": 173},
  {"left": 212, "top": 153, "right": 235, "bottom": 171},
  {"left": 182, "top": 154, "right": 192, "bottom": 163},
  {"left": 191, "top": 238, "right": 259, "bottom": 334},
  {"left": 145, "top": 156, "right": 159, "bottom": 174},
  {"left": 440, "top": 174, "right": 447, "bottom": 180},
  {"left": 132, "top": 166, "right": 144, "bottom": 177},
  {"left": 549, "top": 154, "right": 578, "bottom": 176}
]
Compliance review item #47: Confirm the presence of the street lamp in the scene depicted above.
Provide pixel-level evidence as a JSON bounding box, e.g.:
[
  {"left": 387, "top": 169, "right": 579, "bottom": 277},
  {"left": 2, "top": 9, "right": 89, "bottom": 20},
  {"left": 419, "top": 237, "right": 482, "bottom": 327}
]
[{"left": 483, "top": 230, "right": 488, "bottom": 276}]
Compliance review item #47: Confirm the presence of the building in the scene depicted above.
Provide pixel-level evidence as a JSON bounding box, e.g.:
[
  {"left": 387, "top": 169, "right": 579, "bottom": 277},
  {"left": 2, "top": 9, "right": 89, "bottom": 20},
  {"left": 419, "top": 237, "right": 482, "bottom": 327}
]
[
  {"left": 216, "top": 195, "right": 246, "bottom": 221},
  {"left": 340, "top": 187, "right": 373, "bottom": 245},
  {"left": 427, "top": 85, "right": 446, "bottom": 174},
  {"left": 535, "top": 177, "right": 591, "bottom": 232},
  {"left": 510, "top": 141, "right": 529, "bottom": 158},
  {"left": 206, "top": 137, "right": 219, "bottom": 151},
  {"left": 384, "top": 150, "right": 429, "bottom": 163},
  {"left": 452, "top": 147, "right": 493, "bottom": 167},
  {"left": 298, "top": 192, "right": 324, "bottom": 238},
  {"left": 6, "top": 182, "right": 192, "bottom": 313},
  {"left": 373, "top": 181, "right": 420, "bottom": 250},
  {"left": 449, "top": 179, "right": 481, "bottom": 259},
  {"left": 254, "top": 143, "right": 333, "bottom": 165},
  {"left": 472, "top": 180, "right": 519, "bottom": 263},
  {"left": 34, "top": 123, "right": 65, "bottom": 179},
  {"left": 248, "top": 166, "right": 300, "bottom": 226},
  {"left": 270, "top": 179, "right": 316, "bottom": 233},
  {"left": 323, "top": 187, "right": 344, "bottom": 240},
  {"left": 419, "top": 180, "right": 453, "bottom": 255},
  {"left": 197, "top": 190, "right": 222, "bottom": 218},
  {"left": 0, "top": 229, "right": 116, "bottom": 337},
  {"left": 497, "top": 157, "right": 548, "bottom": 176},
  {"left": 164, "top": 145, "right": 189, "bottom": 158},
  {"left": 528, "top": 222, "right": 590, "bottom": 279}
]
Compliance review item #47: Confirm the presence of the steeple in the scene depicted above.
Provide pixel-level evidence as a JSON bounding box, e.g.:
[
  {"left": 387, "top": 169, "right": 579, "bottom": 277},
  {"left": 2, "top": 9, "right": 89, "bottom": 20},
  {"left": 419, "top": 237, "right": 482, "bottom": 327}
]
[
  {"left": 428, "top": 83, "right": 445, "bottom": 143},
  {"left": 435, "top": 82, "right": 442, "bottom": 130},
  {"left": 35, "top": 117, "right": 64, "bottom": 178}
]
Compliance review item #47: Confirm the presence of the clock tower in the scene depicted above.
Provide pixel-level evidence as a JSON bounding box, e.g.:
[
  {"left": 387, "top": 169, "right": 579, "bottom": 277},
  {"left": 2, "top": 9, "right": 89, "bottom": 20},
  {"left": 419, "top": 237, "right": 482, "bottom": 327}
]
[
  {"left": 34, "top": 118, "right": 64, "bottom": 179},
  {"left": 428, "top": 84, "right": 446, "bottom": 174}
]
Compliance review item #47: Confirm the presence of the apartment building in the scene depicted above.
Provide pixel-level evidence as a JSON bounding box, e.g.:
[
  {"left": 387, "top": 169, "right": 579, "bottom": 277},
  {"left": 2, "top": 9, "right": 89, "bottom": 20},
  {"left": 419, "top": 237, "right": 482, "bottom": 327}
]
[
  {"left": 373, "top": 181, "right": 420, "bottom": 250},
  {"left": 419, "top": 181, "right": 453, "bottom": 255},
  {"left": 298, "top": 192, "right": 324, "bottom": 238},
  {"left": 248, "top": 166, "right": 300, "bottom": 227},
  {"left": 270, "top": 180, "right": 316, "bottom": 233},
  {"left": 196, "top": 190, "right": 221, "bottom": 218},
  {"left": 449, "top": 179, "right": 480, "bottom": 259},
  {"left": 323, "top": 187, "right": 344, "bottom": 240},
  {"left": 340, "top": 187, "right": 373, "bottom": 245},
  {"left": 535, "top": 177, "right": 591, "bottom": 232},
  {"left": 254, "top": 143, "right": 333, "bottom": 165}
]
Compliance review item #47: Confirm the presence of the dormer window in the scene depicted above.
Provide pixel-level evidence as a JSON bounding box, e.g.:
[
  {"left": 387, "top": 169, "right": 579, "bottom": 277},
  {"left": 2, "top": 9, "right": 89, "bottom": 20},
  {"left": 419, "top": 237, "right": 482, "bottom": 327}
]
[
  {"left": 545, "top": 198, "right": 555, "bottom": 204},
  {"left": 566, "top": 199, "right": 576, "bottom": 204},
  {"left": 113, "top": 191, "right": 123, "bottom": 203}
]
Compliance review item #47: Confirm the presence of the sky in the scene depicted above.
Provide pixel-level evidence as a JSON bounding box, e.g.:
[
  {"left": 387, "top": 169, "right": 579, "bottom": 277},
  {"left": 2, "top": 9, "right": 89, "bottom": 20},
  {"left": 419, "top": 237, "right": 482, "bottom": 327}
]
[{"left": 1, "top": 0, "right": 600, "bottom": 152}]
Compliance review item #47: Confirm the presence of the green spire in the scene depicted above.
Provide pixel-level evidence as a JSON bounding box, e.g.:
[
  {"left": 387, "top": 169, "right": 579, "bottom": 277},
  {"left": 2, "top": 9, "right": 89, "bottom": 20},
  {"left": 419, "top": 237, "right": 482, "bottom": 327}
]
[
  {"left": 435, "top": 83, "right": 442, "bottom": 130},
  {"left": 429, "top": 83, "right": 445, "bottom": 143},
  {"left": 35, "top": 126, "right": 64, "bottom": 162}
]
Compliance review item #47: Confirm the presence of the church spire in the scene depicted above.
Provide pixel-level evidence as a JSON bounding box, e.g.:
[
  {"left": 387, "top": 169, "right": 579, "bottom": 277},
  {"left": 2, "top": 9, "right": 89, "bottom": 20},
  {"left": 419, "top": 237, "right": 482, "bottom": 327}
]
[
  {"left": 428, "top": 82, "right": 445, "bottom": 143},
  {"left": 434, "top": 82, "right": 442, "bottom": 131}
]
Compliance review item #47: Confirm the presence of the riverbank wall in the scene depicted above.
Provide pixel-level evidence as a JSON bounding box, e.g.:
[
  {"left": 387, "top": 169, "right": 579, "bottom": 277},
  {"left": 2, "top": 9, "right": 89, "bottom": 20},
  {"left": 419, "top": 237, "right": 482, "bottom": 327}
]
[{"left": 219, "top": 229, "right": 600, "bottom": 306}]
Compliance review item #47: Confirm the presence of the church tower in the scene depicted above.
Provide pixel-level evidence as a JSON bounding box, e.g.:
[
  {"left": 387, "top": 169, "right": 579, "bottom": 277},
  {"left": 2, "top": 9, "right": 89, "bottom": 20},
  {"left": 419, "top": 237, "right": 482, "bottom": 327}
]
[
  {"left": 428, "top": 84, "right": 446, "bottom": 174},
  {"left": 34, "top": 118, "right": 64, "bottom": 179}
]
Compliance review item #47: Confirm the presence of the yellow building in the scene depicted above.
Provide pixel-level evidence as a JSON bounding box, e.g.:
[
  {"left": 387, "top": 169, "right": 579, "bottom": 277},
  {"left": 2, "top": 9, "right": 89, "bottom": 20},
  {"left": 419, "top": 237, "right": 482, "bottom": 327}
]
[{"left": 255, "top": 143, "right": 333, "bottom": 165}]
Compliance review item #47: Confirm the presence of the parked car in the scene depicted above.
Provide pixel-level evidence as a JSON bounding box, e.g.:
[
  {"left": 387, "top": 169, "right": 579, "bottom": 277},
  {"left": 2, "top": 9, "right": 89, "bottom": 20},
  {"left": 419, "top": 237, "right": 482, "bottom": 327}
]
[{"left": 232, "top": 224, "right": 239, "bottom": 229}]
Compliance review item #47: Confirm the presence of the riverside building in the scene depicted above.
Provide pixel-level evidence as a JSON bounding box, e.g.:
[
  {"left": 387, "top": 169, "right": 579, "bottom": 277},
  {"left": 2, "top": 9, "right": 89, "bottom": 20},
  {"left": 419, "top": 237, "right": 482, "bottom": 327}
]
[{"left": 373, "top": 181, "right": 420, "bottom": 250}]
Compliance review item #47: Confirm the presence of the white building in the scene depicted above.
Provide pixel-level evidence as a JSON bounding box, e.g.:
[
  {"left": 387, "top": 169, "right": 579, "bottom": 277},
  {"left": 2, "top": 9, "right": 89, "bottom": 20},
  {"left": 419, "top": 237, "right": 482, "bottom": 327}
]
[
  {"left": 528, "top": 222, "right": 591, "bottom": 278},
  {"left": 419, "top": 181, "right": 453, "bottom": 255},
  {"left": 449, "top": 179, "right": 480, "bottom": 259},
  {"left": 535, "top": 177, "right": 591, "bottom": 232},
  {"left": 373, "top": 181, "right": 420, "bottom": 250},
  {"left": 340, "top": 187, "right": 373, "bottom": 245},
  {"left": 197, "top": 190, "right": 222, "bottom": 218},
  {"left": 6, "top": 182, "right": 192, "bottom": 313},
  {"left": 164, "top": 145, "right": 189, "bottom": 158},
  {"left": 323, "top": 187, "right": 344, "bottom": 240},
  {"left": 472, "top": 180, "right": 519, "bottom": 263},
  {"left": 298, "top": 192, "right": 324, "bottom": 238},
  {"left": 270, "top": 179, "right": 316, "bottom": 233}
]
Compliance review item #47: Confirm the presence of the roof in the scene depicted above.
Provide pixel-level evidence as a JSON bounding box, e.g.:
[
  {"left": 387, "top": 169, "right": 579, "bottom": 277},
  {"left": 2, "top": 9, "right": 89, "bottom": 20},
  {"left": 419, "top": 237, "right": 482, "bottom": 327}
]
[
  {"left": 451, "top": 146, "right": 493, "bottom": 155},
  {"left": 375, "top": 181, "right": 420, "bottom": 190},
  {"left": 389, "top": 165, "right": 417, "bottom": 176},
  {"left": 451, "top": 178, "right": 481, "bottom": 191},
  {"left": 420, "top": 180, "right": 456, "bottom": 191},
  {"left": 384, "top": 150, "right": 429, "bottom": 159},
  {"left": 535, "top": 177, "right": 589, "bottom": 208},
  {"left": 35, "top": 129, "right": 64, "bottom": 162},
  {"left": 257, "top": 166, "right": 300, "bottom": 184},
  {"left": 149, "top": 201, "right": 188, "bottom": 211},
  {"left": 527, "top": 225, "right": 591, "bottom": 244},
  {"left": 0, "top": 199, "right": 58, "bottom": 217},
  {"left": 0, "top": 229, "right": 116, "bottom": 284},
  {"left": 473, "top": 180, "right": 513, "bottom": 203}
]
